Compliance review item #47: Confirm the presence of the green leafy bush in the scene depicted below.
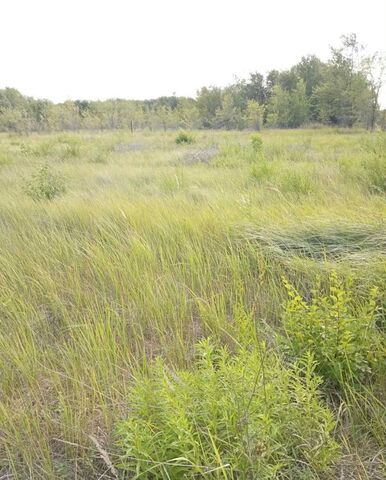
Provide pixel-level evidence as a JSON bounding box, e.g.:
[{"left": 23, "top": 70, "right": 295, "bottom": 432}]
[
  {"left": 175, "top": 131, "right": 194, "bottom": 145},
  {"left": 282, "top": 273, "right": 383, "bottom": 387},
  {"left": 24, "top": 164, "right": 66, "bottom": 201},
  {"left": 115, "top": 320, "right": 339, "bottom": 478}
]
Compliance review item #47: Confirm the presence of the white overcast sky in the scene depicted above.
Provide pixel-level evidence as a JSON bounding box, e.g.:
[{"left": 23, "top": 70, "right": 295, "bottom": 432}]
[{"left": 1, "top": 0, "right": 386, "bottom": 105}]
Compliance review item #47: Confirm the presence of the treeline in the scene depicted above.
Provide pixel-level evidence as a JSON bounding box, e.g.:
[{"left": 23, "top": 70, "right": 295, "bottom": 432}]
[{"left": 1, "top": 34, "right": 385, "bottom": 133}]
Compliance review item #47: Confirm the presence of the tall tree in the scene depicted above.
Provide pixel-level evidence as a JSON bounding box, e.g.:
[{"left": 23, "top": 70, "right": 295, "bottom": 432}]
[
  {"left": 313, "top": 34, "right": 375, "bottom": 127},
  {"left": 196, "top": 87, "right": 222, "bottom": 128}
]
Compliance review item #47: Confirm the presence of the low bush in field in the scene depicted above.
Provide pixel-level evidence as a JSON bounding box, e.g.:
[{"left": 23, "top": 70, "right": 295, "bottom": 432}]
[
  {"left": 24, "top": 164, "right": 66, "bottom": 200},
  {"left": 175, "top": 131, "right": 194, "bottom": 145},
  {"left": 251, "top": 133, "right": 263, "bottom": 156},
  {"left": 282, "top": 273, "right": 384, "bottom": 388},
  {"left": 115, "top": 314, "right": 339, "bottom": 479}
]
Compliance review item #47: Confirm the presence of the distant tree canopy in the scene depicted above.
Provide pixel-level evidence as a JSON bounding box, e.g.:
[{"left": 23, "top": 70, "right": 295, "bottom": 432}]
[{"left": 0, "top": 35, "right": 384, "bottom": 133}]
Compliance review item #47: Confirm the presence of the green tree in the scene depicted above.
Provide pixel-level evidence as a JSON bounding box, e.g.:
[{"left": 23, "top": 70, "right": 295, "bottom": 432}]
[
  {"left": 196, "top": 86, "right": 222, "bottom": 128},
  {"left": 267, "top": 80, "right": 308, "bottom": 128},
  {"left": 313, "top": 34, "right": 375, "bottom": 127},
  {"left": 361, "top": 52, "right": 386, "bottom": 130},
  {"left": 245, "top": 100, "right": 264, "bottom": 130},
  {"left": 245, "top": 72, "right": 266, "bottom": 104},
  {"left": 215, "top": 91, "right": 245, "bottom": 129}
]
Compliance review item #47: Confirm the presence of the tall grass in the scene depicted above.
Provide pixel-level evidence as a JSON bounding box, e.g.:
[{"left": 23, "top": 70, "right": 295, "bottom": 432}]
[{"left": 0, "top": 128, "right": 385, "bottom": 478}]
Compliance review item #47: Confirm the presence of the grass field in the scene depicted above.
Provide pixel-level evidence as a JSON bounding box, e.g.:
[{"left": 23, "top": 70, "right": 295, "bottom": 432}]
[{"left": 0, "top": 128, "right": 385, "bottom": 479}]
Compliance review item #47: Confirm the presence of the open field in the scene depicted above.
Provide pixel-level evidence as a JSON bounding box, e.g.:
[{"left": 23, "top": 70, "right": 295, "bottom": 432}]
[{"left": 0, "top": 128, "right": 385, "bottom": 479}]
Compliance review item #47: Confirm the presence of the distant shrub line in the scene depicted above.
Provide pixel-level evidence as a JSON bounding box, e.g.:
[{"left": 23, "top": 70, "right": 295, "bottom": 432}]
[{"left": 1, "top": 35, "right": 385, "bottom": 133}]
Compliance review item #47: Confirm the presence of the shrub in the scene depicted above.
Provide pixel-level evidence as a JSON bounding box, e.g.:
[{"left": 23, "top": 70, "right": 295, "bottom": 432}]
[
  {"left": 24, "top": 164, "right": 66, "bottom": 201},
  {"left": 175, "top": 131, "right": 194, "bottom": 145},
  {"left": 115, "top": 314, "right": 339, "bottom": 479},
  {"left": 282, "top": 273, "right": 383, "bottom": 388},
  {"left": 251, "top": 133, "right": 263, "bottom": 155}
]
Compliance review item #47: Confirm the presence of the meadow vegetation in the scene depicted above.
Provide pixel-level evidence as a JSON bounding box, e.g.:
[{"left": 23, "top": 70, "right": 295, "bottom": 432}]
[{"left": 0, "top": 128, "right": 385, "bottom": 479}]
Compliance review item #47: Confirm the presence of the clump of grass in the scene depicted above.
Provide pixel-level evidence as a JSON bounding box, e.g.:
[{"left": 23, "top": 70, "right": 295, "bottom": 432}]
[
  {"left": 28, "top": 140, "right": 55, "bottom": 157},
  {"left": 359, "top": 134, "right": 386, "bottom": 193},
  {"left": 363, "top": 155, "right": 386, "bottom": 194},
  {"left": 115, "top": 313, "right": 339, "bottom": 479},
  {"left": 55, "top": 134, "right": 82, "bottom": 160},
  {"left": 213, "top": 143, "right": 247, "bottom": 167},
  {"left": 24, "top": 164, "right": 66, "bottom": 200},
  {"left": 360, "top": 134, "right": 386, "bottom": 156},
  {"left": 0, "top": 152, "right": 11, "bottom": 165},
  {"left": 62, "top": 142, "right": 80, "bottom": 159},
  {"left": 250, "top": 160, "right": 274, "bottom": 183},
  {"left": 279, "top": 170, "right": 314, "bottom": 195},
  {"left": 243, "top": 221, "right": 386, "bottom": 260},
  {"left": 175, "top": 131, "right": 194, "bottom": 145},
  {"left": 282, "top": 272, "right": 384, "bottom": 388},
  {"left": 89, "top": 148, "right": 109, "bottom": 164},
  {"left": 159, "top": 169, "right": 186, "bottom": 194},
  {"left": 19, "top": 141, "right": 49, "bottom": 157}
]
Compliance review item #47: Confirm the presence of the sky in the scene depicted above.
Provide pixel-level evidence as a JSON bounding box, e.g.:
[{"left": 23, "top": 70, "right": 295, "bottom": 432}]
[{"left": 1, "top": 0, "right": 386, "bottom": 105}]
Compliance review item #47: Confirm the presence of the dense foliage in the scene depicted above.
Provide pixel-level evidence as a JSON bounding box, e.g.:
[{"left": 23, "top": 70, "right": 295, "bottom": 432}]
[
  {"left": 116, "top": 337, "right": 339, "bottom": 479},
  {"left": 282, "top": 273, "right": 384, "bottom": 388},
  {"left": 1, "top": 35, "right": 384, "bottom": 133}
]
